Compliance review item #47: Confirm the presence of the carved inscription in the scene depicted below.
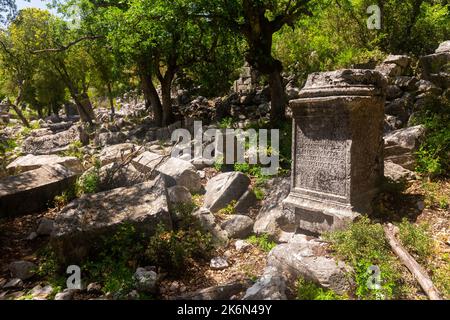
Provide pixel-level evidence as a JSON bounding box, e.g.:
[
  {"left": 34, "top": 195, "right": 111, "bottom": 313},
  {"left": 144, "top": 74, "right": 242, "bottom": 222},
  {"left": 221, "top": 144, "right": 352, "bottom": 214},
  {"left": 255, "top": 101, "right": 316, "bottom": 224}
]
[{"left": 295, "top": 115, "right": 350, "bottom": 197}]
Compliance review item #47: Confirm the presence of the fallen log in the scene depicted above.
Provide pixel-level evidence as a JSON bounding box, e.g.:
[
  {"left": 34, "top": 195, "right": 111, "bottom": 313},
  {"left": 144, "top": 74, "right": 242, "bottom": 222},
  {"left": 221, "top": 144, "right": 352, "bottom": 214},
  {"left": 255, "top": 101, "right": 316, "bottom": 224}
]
[{"left": 384, "top": 223, "right": 441, "bottom": 300}]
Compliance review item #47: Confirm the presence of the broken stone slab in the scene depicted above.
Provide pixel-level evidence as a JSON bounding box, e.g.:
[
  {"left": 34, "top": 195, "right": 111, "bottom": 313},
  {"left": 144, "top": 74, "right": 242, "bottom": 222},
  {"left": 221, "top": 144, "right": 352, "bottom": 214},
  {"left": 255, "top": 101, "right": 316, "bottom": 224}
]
[
  {"left": 6, "top": 154, "right": 83, "bottom": 174},
  {"left": 156, "top": 157, "right": 202, "bottom": 193},
  {"left": 50, "top": 176, "right": 172, "bottom": 264},
  {"left": 220, "top": 215, "right": 254, "bottom": 239},
  {"left": 22, "top": 125, "right": 79, "bottom": 155},
  {"left": 204, "top": 172, "right": 250, "bottom": 213},
  {"left": 90, "top": 162, "right": 147, "bottom": 192},
  {"left": 131, "top": 151, "right": 165, "bottom": 174},
  {"left": 384, "top": 161, "right": 417, "bottom": 182},
  {"left": 174, "top": 281, "right": 251, "bottom": 300},
  {"left": 98, "top": 143, "right": 141, "bottom": 166},
  {"left": 267, "top": 241, "right": 353, "bottom": 295},
  {"left": 243, "top": 266, "right": 287, "bottom": 300},
  {"left": 0, "top": 164, "right": 78, "bottom": 217},
  {"left": 210, "top": 256, "right": 229, "bottom": 270},
  {"left": 384, "top": 125, "right": 425, "bottom": 170}
]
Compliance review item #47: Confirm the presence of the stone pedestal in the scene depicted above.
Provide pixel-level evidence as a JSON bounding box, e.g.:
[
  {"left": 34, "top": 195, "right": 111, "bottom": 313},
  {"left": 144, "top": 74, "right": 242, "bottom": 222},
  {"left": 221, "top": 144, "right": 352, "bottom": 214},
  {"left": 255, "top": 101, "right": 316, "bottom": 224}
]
[{"left": 283, "top": 69, "right": 386, "bottom": 235}]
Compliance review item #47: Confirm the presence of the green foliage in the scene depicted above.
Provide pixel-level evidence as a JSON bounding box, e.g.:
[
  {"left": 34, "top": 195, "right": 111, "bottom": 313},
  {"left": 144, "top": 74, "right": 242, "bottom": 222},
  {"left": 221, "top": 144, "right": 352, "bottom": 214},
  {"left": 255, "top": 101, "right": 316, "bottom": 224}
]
[
  {"left": 398, "top": 219, "right": 433, "bottom": 264},
  {"left": 324, "top": 217, "right": 404, "bottom": 299},
  {"left": 253, "top": 187, "right": 265, "bottom": 201},
  {"left": 76, "top": 165, "right": 100, "bottom": 196},
  {"left": 218, "top": 117, "right": 234, "bottom": 129},
  {"left": 63, "top": 140, "right": 84, "bottom": 160},
  {"left": 218, "top": 200, "right": 237, "bottom": 215},
  {"left": 297, "top": 278, "right": 345, "bottom": 300},
  {"left": 146, "top": 208, "right": 213, "bottom": 276},
  {"left": 247, "top": 234, "right": 276, "bottom": 253},
  {"left": 412, "top": 93, "right": 450, "bottom": 178},
  {"left": 83, "top": 223, "right": 145, "bottom": 296}
]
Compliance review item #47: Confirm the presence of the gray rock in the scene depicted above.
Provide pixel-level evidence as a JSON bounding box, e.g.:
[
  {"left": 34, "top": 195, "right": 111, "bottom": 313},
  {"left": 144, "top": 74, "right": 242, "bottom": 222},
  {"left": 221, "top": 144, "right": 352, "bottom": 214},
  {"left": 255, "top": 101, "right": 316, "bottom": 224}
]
[
  {"left": 435, "top": 40, "right": 450, "bottom": 54},
  {"left": 191, "top": 157, "right": 215, "bottom": 170},
  {"left": 3, "top": 278, "right": 23, "bottom": 289},
  {"left": 192, "top": 208, "right": 228, "bottom": 243},
  {"left": 22, "top": 125, "right": 79, "bottom": 155},
  {"left": 133, "top": 268, "right": 158, "bottom": 293},
  {"left": 384, "top": 125, "right": 426, "bottom": 170},
  {"left": 96, "top": 131, "right": 127, "bottom": 147},
  {"left": 30, "top": 284, "right": 53, "bottom": 299},
  {"left": 243, "top": 266, "right": 287, "bottom": 300},
  {"left": 8, "top": 261, "right": 37, "bottom": 280},
  {"left": 37, "top": 218, "right": 54, "bottom": 236},
  {"left": 204, "top": 172, "right": 250, "bottom": 213},
  {"left": 92, "top": 162, "right": 147, "bottom": 192},
  {"left": 27, "top": 232, "right": 38, "bottom": 241},
  {"left": 210, "top": 257, "right": 229, "bottom": 270},
  {"left": 99, "top": 143, "right": 141, "bottom": 166},
  {"left": 131, "top": 151, "right": 165, "bottom": 174},
  {"left": 175, "top": 281, "right": 250, "bottom": 300},
  {"left": 157, "top": 157, "right": 202, "bottom": 193},
  {"left": 383, "top": 55, "right": 411, "bottom": 69},
  {"left": 253, "top": 176, "right": 292, "bottom": 241},
  {"left": 386, "top": 85, "right": 403, "bottom": 100},
  {"left": 87, "top": 282, "right": 102, "bottom": 293},
  {"left": 234, "top": 189, "right": 258, "bottom": 214},
  {"left": 384, "top": 161, "right": 417, "bottom": 182},
  {"left": 50, "top": 176, "right": 172, "bottom": 264},
  {"left": 384, "top": 115, "right": 403, "bottom": 133},
  {"left": 221, "top": 215, "right": 254, "bottom": 239},
  {"left": 54, "top": 289, "right": 76, "bottom": 300},
  {"left": 235, "top": 240, "right": 251, "bottom": 252},
  {"left": 0, "top": 164, "right": 79, "bottom": 217},
  {"left": 167, "top": 186, "right": 192, "bottom": 204},
  {"left": 6, "top": 154, "right": 83, "bottom": 174},
  {"left": 268, "top": 241, "right": 353, "bottom": 295}
]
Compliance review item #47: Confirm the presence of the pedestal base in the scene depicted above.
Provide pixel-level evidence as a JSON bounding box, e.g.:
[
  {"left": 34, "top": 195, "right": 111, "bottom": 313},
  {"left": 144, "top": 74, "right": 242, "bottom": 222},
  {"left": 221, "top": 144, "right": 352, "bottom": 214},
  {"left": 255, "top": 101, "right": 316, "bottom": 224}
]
[{"left": 282, "top": 194, "right": 360, "bottom": 235}]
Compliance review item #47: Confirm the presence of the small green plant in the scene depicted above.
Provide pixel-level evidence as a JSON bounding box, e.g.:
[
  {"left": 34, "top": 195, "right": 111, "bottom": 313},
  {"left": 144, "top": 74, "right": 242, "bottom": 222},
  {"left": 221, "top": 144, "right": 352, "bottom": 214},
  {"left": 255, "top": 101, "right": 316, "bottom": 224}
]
[
  {"left": 398, "top": 219, "right": 433, "bottom": 264},
  {"left": 253, "top": 187, "right": 265, "bottom": 201},
  {"left": 63, "top": 141, "right": 84, "bottom": 160},
  {"left": 214, "top": 155, "right": 224, "bottom": 172},
  {"left": 324, "top": 216, "right": 404, "bottom": 299},
  {"left": 247, "top": 234, "right": 276, "bottom": 252},
  {"left": 218, "top": 117, "right": 233, "bottom": 129},
  {"left": 76, "top": 165, "right": 100, "bottom": 196},
  {"left": 218, "top": 201, "right": 237, "bottom": 215},
  {"left": 296, "top": 278, "right": 344, "bottom": 300}
]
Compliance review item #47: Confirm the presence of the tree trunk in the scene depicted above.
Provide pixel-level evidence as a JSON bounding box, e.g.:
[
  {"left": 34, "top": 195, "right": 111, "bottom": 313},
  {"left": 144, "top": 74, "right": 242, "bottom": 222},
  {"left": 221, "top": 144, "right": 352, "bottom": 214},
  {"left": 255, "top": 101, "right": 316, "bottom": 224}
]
[
  {"left": 8, "top": 86, "right": 29, "bottom": 128},
  {"left": 138, "top": 59, "right": 163, "bottom": 126},
  {"left": 268, "top": 68, "right": 286, "bottom": 126},
  {"left": 107, "top": 82, "right": 115, "bottom": 120},
  {"left": 161, "top": 75, "right": 174, "bottom": 126}
]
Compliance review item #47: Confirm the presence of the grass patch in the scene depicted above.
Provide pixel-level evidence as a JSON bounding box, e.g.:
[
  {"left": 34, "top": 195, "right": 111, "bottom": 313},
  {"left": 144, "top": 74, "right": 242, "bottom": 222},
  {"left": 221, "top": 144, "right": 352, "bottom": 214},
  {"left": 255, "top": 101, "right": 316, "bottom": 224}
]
[
  {"left": 247, "top": 234, "right": 276, "bottom": 253},
  {"left": 324, "top": 216, "right": 406, "bottom": 299},
  {"left": 296, "top": 278, "right": 345, "bottom": 300},
  {"left": 398, "top": 218, "right": 434, "bottom": 264}
]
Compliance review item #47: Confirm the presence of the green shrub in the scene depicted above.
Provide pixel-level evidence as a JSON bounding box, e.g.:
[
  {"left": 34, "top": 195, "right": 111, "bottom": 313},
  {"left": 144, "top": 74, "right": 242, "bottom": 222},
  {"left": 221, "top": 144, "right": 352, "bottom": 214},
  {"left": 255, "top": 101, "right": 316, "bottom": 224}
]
[
  {"left": 63, "top": 141, "right": 84, "bottom": 160},
  {"left": 324, "top": 217, "right": 404, "bottom": 299},
  {"left": 76, "top": 164, "right": 100, "bottom": 196},
  {"left": 415, "top": 97, "right": 450, "bottom": 178},
  {"left": 247, "top": 234, "right": 276, "bottom": 253},
  {"left": 398, "top": 219, "right": 433, "bottom": 264},
  {"left": 297, "top": 278, "right": 344, "bottom": 300},
  {"left": 145, "top": 205, "right": 213, "bottom": 276}
]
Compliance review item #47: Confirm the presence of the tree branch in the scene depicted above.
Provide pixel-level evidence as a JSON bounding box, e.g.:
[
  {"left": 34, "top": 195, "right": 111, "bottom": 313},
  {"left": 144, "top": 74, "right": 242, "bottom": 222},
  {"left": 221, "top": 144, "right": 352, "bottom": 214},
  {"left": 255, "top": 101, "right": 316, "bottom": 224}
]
[{"left": 30, "top": 35, "right": 104, "bottom": 54}]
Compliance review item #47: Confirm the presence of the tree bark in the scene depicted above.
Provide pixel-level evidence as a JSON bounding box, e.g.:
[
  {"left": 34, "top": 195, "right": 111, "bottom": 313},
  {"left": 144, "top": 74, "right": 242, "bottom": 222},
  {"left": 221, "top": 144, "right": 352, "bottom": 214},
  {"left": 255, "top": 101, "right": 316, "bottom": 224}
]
[
  {"left": 138, "top": 58, "right": 163, "bottom": 126},
  {"left": 107, "top": 82, "right": 115, "bottom": 120},
  {"left": 160, "top": 69, "right": 175, "bottom": 126},
  {"left": 8, "top": 86, "right": 30, "bottom": 128},
  {"left": 268, "top": 68, "right": 287, "bottom": 126}
]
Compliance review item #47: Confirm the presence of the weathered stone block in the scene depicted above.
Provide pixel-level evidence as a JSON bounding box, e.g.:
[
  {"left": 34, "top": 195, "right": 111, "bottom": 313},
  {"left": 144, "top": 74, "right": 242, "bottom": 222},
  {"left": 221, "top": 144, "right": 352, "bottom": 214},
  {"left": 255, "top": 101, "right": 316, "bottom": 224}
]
[
  {"left": 6, "top": 154, "right": 83, "bottom": 174},
  {"left": 0, "top": 164, "right": 78, "bottom": 217},
  {"left": 50, "top": 176, "right": 171, "bottom": 264},
  {"left": 283, "top": 69, "right": 386, "bottom": 235}
]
